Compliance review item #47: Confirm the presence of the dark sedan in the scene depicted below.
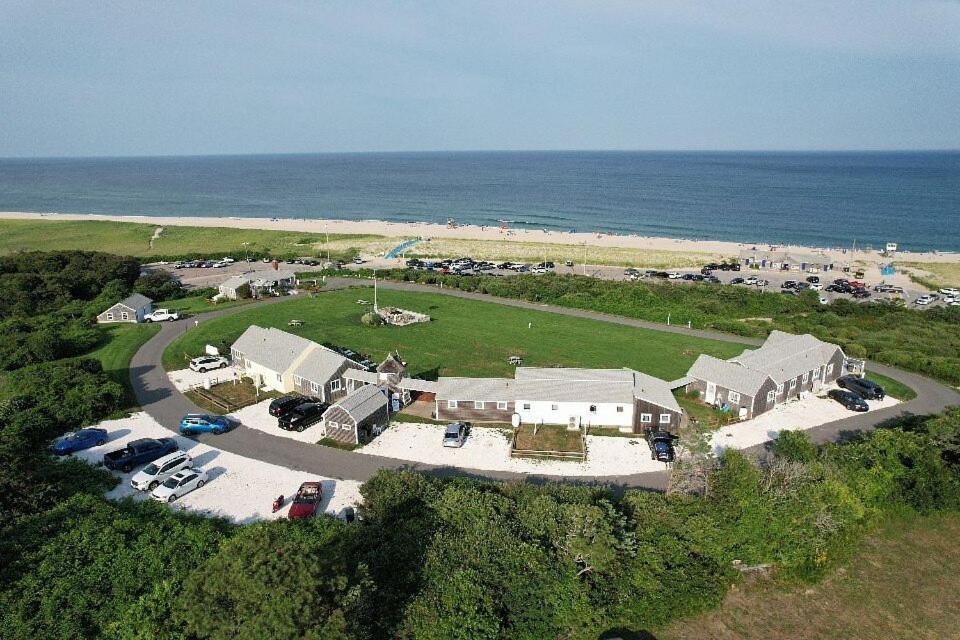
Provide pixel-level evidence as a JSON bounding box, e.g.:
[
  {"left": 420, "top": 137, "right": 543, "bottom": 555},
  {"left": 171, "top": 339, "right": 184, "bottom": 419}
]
[
  {"left": 278, "top": 402, "right": 328, "bottom": 431},
  {"left": 827, "top": 389, "right": 869, "bottom": 412},
  {"left": 269, "top": 394, "right": 319, "bottom": 418}
]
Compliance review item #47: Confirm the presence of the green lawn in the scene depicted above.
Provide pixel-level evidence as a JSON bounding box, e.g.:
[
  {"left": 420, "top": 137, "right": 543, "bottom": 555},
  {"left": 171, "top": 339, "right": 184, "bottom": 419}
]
[
  {"left": 82, "top": 323, "right": 161, "bottom": 408},
  {"left": 156, "top": 294, "right": 254, "bottom": 316},
  {"left": 162, "top": 288, "right": 749, "bottom": 379},
  {"left": 865, "top": 370, "right": 917, "bottom": 401},
  {"left": 0, "top": 219, "right": 386, "bottom": 260}
]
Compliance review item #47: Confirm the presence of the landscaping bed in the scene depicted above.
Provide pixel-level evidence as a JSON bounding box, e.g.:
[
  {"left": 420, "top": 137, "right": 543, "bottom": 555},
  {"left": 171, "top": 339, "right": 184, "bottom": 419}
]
[
  {"left": 185, "top": 379, "right": 279, "bottom": 413},
  {"left": 511, "top": 423, "right": 585, "bottom": 461}
]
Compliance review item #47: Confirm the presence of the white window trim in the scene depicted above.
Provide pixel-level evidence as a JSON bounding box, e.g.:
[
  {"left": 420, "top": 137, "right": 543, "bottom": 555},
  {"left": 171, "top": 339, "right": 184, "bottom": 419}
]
[
  {"left": 496, "top": 401, "right": 508, "bottom": 410},
  {"left": 776, "top": 383, "right": 784, "bottom": 394},
  {"left": 522, "top": 403, "right": 531, "bottom": 410},
  {"left": 789, "top": 378, "right": 797, "bottom": 390},
  {"left": 327, "top": 421, "right": 338, "bottom": 429},
  {"left": 120, "top": 311, "right": 129, "bottom": 320},
  {"left": 310, "top": 381, "right": 320, "bottom": 394},
  {"left": 551, "top": 404, "right": 559, "bottom": 411},
  {"left": 659, "top": 413, "right": 671, "bottom": 424},
  {"left": 293, "top": 375, "right": 303, "bottom": 386},
  {"left": 802, "top": 372, "right": 809, "bottom": 383},
  {"left": 474, "top": 401, "right": 484, "bottom": 409},
  {"left": 330, "top": 379, "right": 342, "bottom": 392},
  {"left": 826, "top": 363, "right": 834, "bottom": 375},
  {"left": 276, "top": 373, "right": 282, "bottom": 382},
  {"left": 447, "top": 400, "right": 458, "bottom": 409},
  {"left": 106, "top": 313, "right": 114, "bottom": 321},
  {"left": 640, "top": 413, "right": 652, "bottom": 423},
  {"left": 728, "top": 391, "right": 741, "bottom": 404},
  {"left": 767, "top": 390, "right": 776, "bottom": 403}
]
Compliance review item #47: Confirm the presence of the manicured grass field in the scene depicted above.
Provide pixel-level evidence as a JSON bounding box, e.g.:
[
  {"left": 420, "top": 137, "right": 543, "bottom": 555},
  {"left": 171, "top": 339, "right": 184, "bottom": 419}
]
[
  {"left": 865, "top": 370, "right": 917, "bottom": 401},
  {"left": 0, "top": 219, "right": 386, "bottom": 259},
  {"left": 156, "top": 294, "right": 254, "bottom": 316},
  {"left": 162, "top": 287, "right": 749, "bottom": 380},
  {"left": 82, "top": 323, "right": 161, "bottom": 408},
  {"left": 656, "top": 512, "right": 960, "bottom": 640}
]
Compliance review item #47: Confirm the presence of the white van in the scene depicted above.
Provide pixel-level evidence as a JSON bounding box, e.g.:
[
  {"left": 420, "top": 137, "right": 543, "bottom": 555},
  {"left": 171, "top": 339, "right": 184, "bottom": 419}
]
[{"left": 130, "top": 450, "right": 192, "bottom": 491}]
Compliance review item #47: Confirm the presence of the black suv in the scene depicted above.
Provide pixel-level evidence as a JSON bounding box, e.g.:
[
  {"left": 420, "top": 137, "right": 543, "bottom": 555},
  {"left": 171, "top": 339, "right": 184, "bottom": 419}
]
[
  {"left": 806, "top": 275, "right": 820, "bottom": 283},
  {"left": 278, "top": 402, "right": 328, "bottom": 431},
  {"left": 269, "top": 394, "right": 319, "bottom": 418},
  {"left": 827, "top": 389, "right": 869, "bottom": 412},
  {"left": 837, "top": 376, "right": 885, "bottom": 400},
  {"left": 645, "top": 430, "right": 679, "bottom": 463}
]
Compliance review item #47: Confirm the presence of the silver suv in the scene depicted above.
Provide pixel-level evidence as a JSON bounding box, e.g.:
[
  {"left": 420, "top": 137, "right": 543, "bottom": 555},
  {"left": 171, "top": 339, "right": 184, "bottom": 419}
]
[
  {"left": 442, "top": 423, "right": 469, "bottom": 448},
  {"left": 130, "top": 451, "right": 192, "bottom": 491}
]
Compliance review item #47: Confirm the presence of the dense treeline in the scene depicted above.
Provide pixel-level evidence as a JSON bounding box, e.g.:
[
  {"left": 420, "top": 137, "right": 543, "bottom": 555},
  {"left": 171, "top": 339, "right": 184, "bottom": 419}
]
[
  {"left": 0, "top": 251, "right": 187, "bottom": 369},
  {"left": 336, "top": 270, "right": 960, "bottom": 385}
]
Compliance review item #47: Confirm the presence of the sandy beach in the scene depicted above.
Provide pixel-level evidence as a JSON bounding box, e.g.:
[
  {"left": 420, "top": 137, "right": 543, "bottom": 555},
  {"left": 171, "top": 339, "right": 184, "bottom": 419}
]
[{"left": 1, "top": 211, "right": 957, "bottom": 268}]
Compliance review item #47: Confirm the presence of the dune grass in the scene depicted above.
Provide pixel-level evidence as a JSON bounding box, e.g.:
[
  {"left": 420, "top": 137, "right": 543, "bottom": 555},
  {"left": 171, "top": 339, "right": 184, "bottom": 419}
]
[
  {"left": 161, "top": 287, "right": 748, "bottom": 380},
  {"left": 897, "top": 261, "right": 960, "bottom": 290}
]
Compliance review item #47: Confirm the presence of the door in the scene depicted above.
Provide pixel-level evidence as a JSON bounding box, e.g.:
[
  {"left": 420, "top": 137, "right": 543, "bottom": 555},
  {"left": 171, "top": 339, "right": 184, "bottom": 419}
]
[{"left": 705, "top": 382, "right": 717, "bottom": 405}]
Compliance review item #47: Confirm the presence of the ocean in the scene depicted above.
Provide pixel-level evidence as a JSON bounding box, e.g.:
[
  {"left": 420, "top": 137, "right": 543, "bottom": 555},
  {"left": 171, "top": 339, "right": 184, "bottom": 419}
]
[{"left": 0, "top": 151, "right": 957, "bottom": 251}]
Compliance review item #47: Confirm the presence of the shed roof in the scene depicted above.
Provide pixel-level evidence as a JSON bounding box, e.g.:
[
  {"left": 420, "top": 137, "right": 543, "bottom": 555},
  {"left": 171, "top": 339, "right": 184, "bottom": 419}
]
[
  {"left": 293, "top": 346, "right": 353, "bottom": 385},
  {"left": 231, "top": 325, "right": 314, "bottom": 374},
  {"left": 329, "top": 384, "right": 388, "bottom": 423},
  {"left": 631, "top": 370, "right": 682, "bottom": 413},
  {"left": 732, "top": 331, "right": 843, "bottom": 384},
  {"left": 118, "top": 293, "right": 152, "bottom": 310}
]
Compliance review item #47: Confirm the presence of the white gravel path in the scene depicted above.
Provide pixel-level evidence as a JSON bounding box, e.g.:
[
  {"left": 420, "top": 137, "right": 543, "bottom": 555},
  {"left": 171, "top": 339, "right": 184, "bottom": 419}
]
[
  {"left": 228, "top": 399, "right": 324, "bottom": 444},
  {"left": 709, "top": 390, "right": 900, "bottom": 455},
  {"left": 67, "top": 412, "right": 362, "bottom": 524},
  {"left": 167, "top": 366, "right": 242, "bottom": 392},
  {"left": 357, "top": 423, "right": 668, "bottom": 475}
]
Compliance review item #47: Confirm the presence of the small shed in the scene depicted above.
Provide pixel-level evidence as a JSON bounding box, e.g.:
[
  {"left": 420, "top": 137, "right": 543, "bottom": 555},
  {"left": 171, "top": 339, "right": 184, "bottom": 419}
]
[
  {"left": 322, "top": 384, "right": 390, "bottom": 445},
  {"left": 96, "top": 293, "right": 153, "bottom": 324}
]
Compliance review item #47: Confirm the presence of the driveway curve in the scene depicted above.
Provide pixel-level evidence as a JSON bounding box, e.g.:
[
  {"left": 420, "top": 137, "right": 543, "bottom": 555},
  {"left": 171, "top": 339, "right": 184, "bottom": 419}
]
[{"left": 130, "top": 279, "right": 960, "bottom": 491}]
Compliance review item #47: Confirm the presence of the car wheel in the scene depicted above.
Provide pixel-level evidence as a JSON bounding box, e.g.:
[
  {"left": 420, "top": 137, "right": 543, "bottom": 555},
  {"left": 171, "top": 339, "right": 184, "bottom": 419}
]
[
  {"left": 168, "top": 494, "right": 176, "bottom": 503},
  {"left": 149, "top": 481, "right": 158, "bottom": 490},
  {"left": 168, "top": 317, "right": 176, "bottom": 322},
  {"left": 219, "top": 362, "right": 227, "bottom": 369},
  {"left": 122, "top": 463, "right": 133, "bottom": 473},
  {"left": 97, "top": 439, "right": 106, "bottom": 446},
  {"left": 144, "top": 318, "right": 153, "bottom": 323},
  {"left": 197, "top": 480, "right": 205, "bottom": 488}
]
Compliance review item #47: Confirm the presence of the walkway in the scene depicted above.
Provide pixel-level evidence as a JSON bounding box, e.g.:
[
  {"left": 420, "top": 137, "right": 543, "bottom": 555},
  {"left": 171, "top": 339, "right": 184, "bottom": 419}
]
[
  {"left": 130, "top": 281, "right": 960, "bottom": 491},
  {"left": 384, "top": 239, "right": 421, "bottom": 259}
]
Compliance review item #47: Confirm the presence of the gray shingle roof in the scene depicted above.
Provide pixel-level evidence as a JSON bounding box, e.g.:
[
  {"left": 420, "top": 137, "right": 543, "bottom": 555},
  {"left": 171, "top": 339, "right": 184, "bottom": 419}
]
[
  {"left": 231, "top": 325, "right": 314, "bottom": 374},
  {"left": 514, "top": 367, "right": 634, "bottom": 382},
  {"left": 343, "top": 369, "right": 380, "bottom": 384},
  {"left": 687, "top": 354, "right": 773, "bottom": 397},
  {"left": 119, "top": 293, "right": 152, "bottom": 309},
  {"left": 437, "top": 377, "right": 516, "bottom": 401},
  {"left": 219, "top": 275, "right": 248, "bottom": 291},
  {"left": 732, "top": 331, "right": 843, "bottom": 384},
  {"left": 329, "top": 384, "right": 388, "bottom": 423},
  {"left": 631, "top": 370, "right": 682, "bottom": 412},
  {"left": 293, "top": 347, "right": 352, "bottom": 385}
]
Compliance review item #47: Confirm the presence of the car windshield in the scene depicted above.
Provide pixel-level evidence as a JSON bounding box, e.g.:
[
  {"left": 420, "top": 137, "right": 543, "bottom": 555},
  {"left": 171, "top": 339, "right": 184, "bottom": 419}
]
[
  {"left": 162, "top": 477, "right": 180, "bottom": 488},
  {"left": 62, "top": 432, "right": 79, "bottom": 441},
  {"left": 142, "top": 463, "right": 160, "bottom": 475}
]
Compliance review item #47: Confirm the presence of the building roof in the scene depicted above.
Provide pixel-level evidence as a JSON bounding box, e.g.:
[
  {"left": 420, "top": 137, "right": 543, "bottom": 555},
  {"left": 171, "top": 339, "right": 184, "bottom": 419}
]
[
  {"left": 293, "top": 346, "right": 354, "bottom": 385},
  {"left": 343, "top": 369, "right": 380, "bottom": 384},
  {"left": 687, "top": 354, "right": 773, "bottom": 397},
  {"left": 738, "top": 249, "right": 825, "bottom": 264},
  {"left": 329, "top": 384, "right": 388, "bottom": 423},
  {"left": 220, "top": 270, "right": 296, "bottom": 291},
  {"left": 731, "top": 331, "right": 843, "bottom": 384},
  {"left": 514, "top": 378, "right": 635, "bottom": 404},
  {"left": 219, "top": 275, "right": 248, "bottom": 291},
  {"left": 231, "top": 325, "right": 315, "bottom": 374},
  {"left": 437, "top": 377, "right": 516, "bottom": 401},
  {"left": 118, "top": 293, "right": 152, "bottom": 310},
  {"left": 514, "top": 367, "right": 634, "bottom": 382},
  {"left": 631, "top": 370, "right": 682, "bottom": 412}
]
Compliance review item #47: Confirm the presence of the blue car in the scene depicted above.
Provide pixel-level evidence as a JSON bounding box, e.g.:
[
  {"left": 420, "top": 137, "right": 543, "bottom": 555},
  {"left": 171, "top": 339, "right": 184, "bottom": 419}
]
[
  {"left": 51, "top": 428, "right": 108, "bottom": 455},
  {"left": 179, "top": 414, "right": 231, "bottom": 435}
]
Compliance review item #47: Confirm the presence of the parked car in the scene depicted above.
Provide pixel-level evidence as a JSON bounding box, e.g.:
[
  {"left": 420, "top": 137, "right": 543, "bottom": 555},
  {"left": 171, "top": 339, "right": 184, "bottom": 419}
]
[
  {"left": 667, "top": 272, "right": 682, "bottom": 279},
  {"left": 852, "top": 289, "right": 871, "bottom": 299},
  {"left": 151, "top": 468, "right": 209, "bottom": 502},
  {"left": 809, "top": 282, "right": 823, "bottom": 291},
  {"left": 269, "top": 394, "right": 319, "bottom": 418},
  {"left": 564, "top": 260, "right": 574, "bottom": 267},
  {"left": 442, "top": 422, "right": 470, "bottom": 448},
  {"left": 130, "top": 450, "right": 192, "bottom": 491},
  {"left": 103, "top": 437, "right": 178, "bottom": 473},
  {"left": 730, "top": 277, "right": 745, "bottom": 285},
  {"left": 704, "top": 275, "right": 721, "bottom": 283},
  {"left": 278, "top": 402, "right": 327, "bottom": 431},
  {"left": 645, "top": 429, "right": 678, "bottom": 463},
  {"left": 781, "top": 280, "right": 797, "bottom": 289},
  {"left": 144, "top": 308, "right": 181, "bottom": 322},
  {"left": 288, "top": 481, "right": 323, "bottom": 519},
  {"left": 179, "top": 414, "right": 231, "bottom": 435},
  {"left": 939, "top": 287, "right": 960, "bottom": 297},
  {"left": 837, "top": 376, "right": 885, "bottom": 400},
  {"left": 827, "top": 389, "right": 869, "bottom": 412},
  {"left": 188, "top": 355, "right": 230, "bottom": 372},
  {"left": 51, "top": 427, "right": 108, "bottom": 455},
  {"left": 806, "top": 275, "right": 820, "bottom": 283},
  {"left": 352, "top": 257, "right": 364, "bottom": 264}
]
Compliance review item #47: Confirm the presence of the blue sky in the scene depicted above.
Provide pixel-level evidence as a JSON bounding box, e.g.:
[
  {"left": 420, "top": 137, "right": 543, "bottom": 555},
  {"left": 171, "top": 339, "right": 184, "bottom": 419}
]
[{"left": 1, "top": 1, "right": 958, "bottom": 156}]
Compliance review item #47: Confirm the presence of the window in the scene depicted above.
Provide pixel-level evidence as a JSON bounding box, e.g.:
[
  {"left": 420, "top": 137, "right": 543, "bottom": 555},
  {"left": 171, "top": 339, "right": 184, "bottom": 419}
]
[
  {"left": 789, "top": 378, "right": 797, "bottom": 390},
  {"left": 802, "top": 372, "right": 809, "bottom": 383},
  {"left": 767, "top": 390, "right": 776, "bottom": 403},
  {"left": 522, "top": 403, "right": 531, "bottom": 410},
  {"left": 106, "top": 313, "right": 114, "bottom": 321},
  {"left": 551, "top": 404, "right": 558, "bottom": 411},
  {"left": 640, "top": 413, "right": 652, "bottom": 423},
  {"left": 447, "top": 400, "right": 458, "bottom": 409},
  {"left": 121, "top": 311, "right": 129, "bottom": 321},
  {"left": 728, "top": 391, "right": 740, "bottom": 404},
  {"left": 616, "top": 405, "right": 624, "bottom": 413},
  {"left": 331, "top": 379, "right": 342, "bottom": 392},
  {"left": 276, "top": 373, "right": 282, "bottom": 382},
  {"left": 589, "top": 405, "right": 597, "bottom": 413},
  {"left": 327, "top": 421, "right": 338, "bottom": 429},
  {"left": 497, "top": 401, "right": 508, "bottom": 410},
  {"left": 293, "top": 375, "right": 303, "bottom": 386},
  {"left": 826, "top": 363, "right": 834, "bottom": 376},
  {"left": 659, "top": 413, "right": 671, "bottom": 424},
  {"left": 310, "top": 381, "right": 320, "bottom": 394},
  {"left": 474, "top": 401, "right": 484, "bottom": 409},
  {"left": 776, "top": 383, "right": 784, "bottom": 394}
]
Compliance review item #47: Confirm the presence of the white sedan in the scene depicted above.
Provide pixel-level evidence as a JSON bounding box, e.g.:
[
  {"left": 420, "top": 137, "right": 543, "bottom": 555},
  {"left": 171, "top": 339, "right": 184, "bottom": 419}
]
[
  {"left": 151, "top": 468, "right": 208, "bottom": 502},
  {"left": 189, "top": 355, "right": 230, "bottom": 372}
]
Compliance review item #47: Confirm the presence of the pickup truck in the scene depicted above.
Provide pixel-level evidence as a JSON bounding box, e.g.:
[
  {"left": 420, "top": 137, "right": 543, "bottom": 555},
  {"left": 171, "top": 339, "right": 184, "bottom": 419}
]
[
  {"left": 645, "top": 429, "right": 678, "bottom": 463},
  {"left": 144, "top": 308, "right": 181, "bottom": 322},
  {"left": 103, "top": 437, "right": 178, "bottom": 473}
]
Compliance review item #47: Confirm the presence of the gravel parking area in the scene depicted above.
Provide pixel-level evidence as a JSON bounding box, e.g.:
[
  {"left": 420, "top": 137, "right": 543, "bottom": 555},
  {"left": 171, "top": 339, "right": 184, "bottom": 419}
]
[
  {"left": 710, "top": 388, "right": 900, "bottom": 454},
  {"left": 66, "top": 412, "right": 362, "bottom": 524},
  {"left": 228, "top": 399, "right": 324, "bottom": 444},
  {"left": 357, "top": 422, "right": 667, "bottom": 475},
  {"left": 167, "top": 366, "right": 241, "bottom": 392}
]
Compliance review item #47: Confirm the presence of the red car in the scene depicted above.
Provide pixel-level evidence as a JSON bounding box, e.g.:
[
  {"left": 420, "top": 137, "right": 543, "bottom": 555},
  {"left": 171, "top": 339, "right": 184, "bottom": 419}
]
[{"left": 288, "top": 481, "right": 323, "bottom": 520}]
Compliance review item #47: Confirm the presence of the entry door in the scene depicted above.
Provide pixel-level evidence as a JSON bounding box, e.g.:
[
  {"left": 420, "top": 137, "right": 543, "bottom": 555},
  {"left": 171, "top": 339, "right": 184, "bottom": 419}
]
[{"left": 705, "top": 382, "right": 717, "bottom": 404}]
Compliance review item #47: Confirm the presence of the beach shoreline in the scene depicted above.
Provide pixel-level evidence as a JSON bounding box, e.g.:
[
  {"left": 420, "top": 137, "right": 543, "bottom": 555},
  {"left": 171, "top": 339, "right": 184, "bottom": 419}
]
[{"left": 1, "top": 210, "right": 957, "bottom": 265}]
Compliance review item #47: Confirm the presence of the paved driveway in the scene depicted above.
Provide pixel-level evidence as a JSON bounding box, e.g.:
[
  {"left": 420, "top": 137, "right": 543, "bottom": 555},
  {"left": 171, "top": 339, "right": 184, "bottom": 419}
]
[{"left": 130, "top": 281, "right": 960, "bottom": 491}]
